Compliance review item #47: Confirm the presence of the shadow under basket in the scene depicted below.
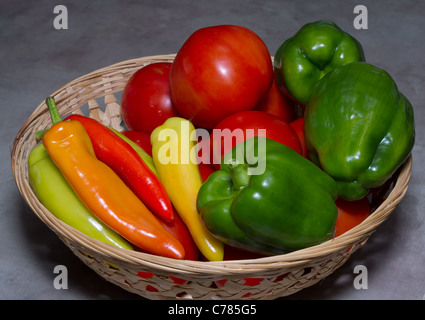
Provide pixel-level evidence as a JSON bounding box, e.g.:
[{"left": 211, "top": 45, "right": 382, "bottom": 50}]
[{"left": 11, "top": 54, "right": 412, "bottom": 300}]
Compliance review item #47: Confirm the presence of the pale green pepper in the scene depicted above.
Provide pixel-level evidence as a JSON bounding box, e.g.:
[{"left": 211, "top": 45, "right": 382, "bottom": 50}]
[{"left": 28, "top": 143, "right": 133, "bottom": 250}]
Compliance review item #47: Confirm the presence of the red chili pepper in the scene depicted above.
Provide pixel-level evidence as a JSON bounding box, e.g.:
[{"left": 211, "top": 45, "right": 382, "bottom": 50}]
[
  {"left": 65, "top": 114, "right": 174, "bottom": 222},
  {"left": 120, "top": 131, "right": 198, "bottom": 260},
  {"left": 131, "top": 207, "right": 199, "bottom": 261},
  {"left": 41, "top": 97, "right": 183, "bottom": 259},
  {"left": 160, "top": 208, "right": 200, "bottom": 261}
]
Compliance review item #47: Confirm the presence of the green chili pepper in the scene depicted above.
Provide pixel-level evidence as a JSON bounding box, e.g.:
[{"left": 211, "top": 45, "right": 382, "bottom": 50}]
[{"left": 28, "top": 143, "right": 133, "bottom": 250}]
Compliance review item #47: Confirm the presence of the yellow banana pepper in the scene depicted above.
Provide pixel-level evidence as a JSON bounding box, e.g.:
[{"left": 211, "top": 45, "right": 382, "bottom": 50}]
[{"left": 151, "top": 117, "right": 224, "bottom": 261}]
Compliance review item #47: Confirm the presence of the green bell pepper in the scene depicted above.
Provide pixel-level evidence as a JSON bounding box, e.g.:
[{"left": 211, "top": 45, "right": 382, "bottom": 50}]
[
  {"left": 28, "top": 143, "right": 133, "bottom": 250},
  {"left": 197, "top": 137, "right": 338, "bottom": 254},
  {"left": 274, "top": 20, "right": 365, "bottom": 105},
  {"left": 305, "top": 62, "right": 415, "bottom": 200}
]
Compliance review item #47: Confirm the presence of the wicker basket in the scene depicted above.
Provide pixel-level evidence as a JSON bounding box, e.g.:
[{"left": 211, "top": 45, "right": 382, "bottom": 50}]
[{"left": 11, "top": 54, "right": 412, "bottom": 300}]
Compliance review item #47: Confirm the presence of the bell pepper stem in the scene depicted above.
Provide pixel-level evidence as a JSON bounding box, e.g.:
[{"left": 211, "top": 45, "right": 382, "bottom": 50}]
[
  {"left": 36, "top": 97, "right": 62, "bottom": 141},
  {"left": 229, "top": 163, "right": 250, "bottom": 190}
]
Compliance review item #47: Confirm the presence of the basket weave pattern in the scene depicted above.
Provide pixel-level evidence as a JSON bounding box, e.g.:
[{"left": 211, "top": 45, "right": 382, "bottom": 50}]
[{"left": 11, "top": 54, "right": 412, "bottom": 300}]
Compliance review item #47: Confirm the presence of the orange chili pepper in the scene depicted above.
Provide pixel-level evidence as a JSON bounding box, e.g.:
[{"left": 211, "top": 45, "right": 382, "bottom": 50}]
[
  {"left": 41, "top": 97, "right": 185, "bottom": 259},
  {"left": 64, "top": 114, "right": 174, "bottom": 222}
]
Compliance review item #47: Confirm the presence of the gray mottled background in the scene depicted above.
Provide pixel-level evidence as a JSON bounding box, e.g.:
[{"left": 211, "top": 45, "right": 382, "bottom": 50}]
[{"left": 2, "top": 0, "right": 424, "bottom": 300}]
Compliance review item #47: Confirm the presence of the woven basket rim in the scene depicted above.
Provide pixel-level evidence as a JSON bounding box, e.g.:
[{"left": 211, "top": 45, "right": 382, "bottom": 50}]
[{"left": 11, "top": 53, "right": 413, "bottom": 277}]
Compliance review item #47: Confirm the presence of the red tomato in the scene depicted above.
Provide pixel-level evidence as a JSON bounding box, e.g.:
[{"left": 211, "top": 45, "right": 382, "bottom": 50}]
[
  {"left": 210, "top": 110, "right": 303, "bottom": 170},
  {"left": 170, "top": 25, "right": 274, "bottom": 129},
  {"left": 122, "top": 130, "right": 152, "bottom": 156},
  {"left": 289, "top": 117, "right": 309, "bottom": 159},
  {"left": 196, "top": 136, "right": 216, "bottom": 181},
  {"left": 198, "top": 162, "right": 215, "bottom": 182},
  {"left": 255, "top": 78, "right": 297, "bottom": 123},
  {"left": 121, "top": 62, "right": 180, "bottom": 134},
  {"left": 334, "top": 197, "right": 371, "bottom": 237}
]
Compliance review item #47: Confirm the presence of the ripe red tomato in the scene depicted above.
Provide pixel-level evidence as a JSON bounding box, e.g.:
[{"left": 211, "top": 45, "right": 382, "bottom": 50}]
[
  {"left": 121, "top": 62, "right": 180, "bottom": 134},
  {"left": 122, "top": 130, "right": 152, "bottom": 156},
  {"left": 334, "top": 197, "right": 371, "bottom": 237},
  {"left": 198, "top": 162, "right": 215, "bottom": 182},
  {"left": 210, "top": 110, "right": 303, "bottom": 169},
  {"left": 170, "top": 25, "right": 274, "bottom": 129},
  {"left": 255, "top": 78, "right": 297, "bottom": 123}
]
